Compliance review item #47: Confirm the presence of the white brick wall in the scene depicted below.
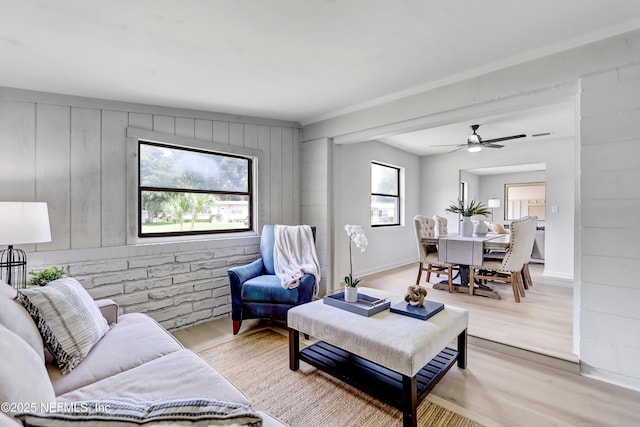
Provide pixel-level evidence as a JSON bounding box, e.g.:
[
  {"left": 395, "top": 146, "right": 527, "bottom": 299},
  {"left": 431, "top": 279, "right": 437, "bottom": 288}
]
[
  {"left": 579, "top": 63, "right": 640, "bottom": 390},
  {"left": 29, "top": 237, "right": 260, "bottom": 331}
]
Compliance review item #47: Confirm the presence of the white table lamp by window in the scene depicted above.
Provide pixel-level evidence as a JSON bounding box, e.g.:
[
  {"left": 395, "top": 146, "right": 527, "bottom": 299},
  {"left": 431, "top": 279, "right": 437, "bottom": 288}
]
[
  {"left": 488, "top": 198, "right": 500, "bottom": 222},
  {"left": 0, "top": 202, "right": 51, "bottom": 289}
]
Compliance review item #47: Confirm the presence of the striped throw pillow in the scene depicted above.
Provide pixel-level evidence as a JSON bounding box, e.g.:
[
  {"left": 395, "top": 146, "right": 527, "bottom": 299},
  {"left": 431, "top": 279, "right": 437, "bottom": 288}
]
[
  {"left": 17, "top": 277, "right": 109, "bottom": 374},
  {"left": 16, "top": 397, "right": 263, "bottom": 427}
]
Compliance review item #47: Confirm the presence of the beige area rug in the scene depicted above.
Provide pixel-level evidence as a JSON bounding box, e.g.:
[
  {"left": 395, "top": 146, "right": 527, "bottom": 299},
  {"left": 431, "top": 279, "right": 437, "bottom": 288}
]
[{"left": 199, "top": 329, "right": 483, "bottom": 427}]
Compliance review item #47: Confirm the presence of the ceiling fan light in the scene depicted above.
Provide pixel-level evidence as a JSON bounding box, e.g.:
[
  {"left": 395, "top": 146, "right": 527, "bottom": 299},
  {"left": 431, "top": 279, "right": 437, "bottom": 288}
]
[
  {"left": 467, "top": 134, "right": 480, "bottom": 144},
  {"left": 468, "top": 145, "right": 481, "bottom": 153}
]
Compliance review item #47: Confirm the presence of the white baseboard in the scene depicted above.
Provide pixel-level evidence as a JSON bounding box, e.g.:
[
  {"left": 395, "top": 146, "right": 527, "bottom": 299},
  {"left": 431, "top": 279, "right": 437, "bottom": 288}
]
[
  {"left": 469, "top": 336, "right": 580, "bottom": 374},
  {"left": 581, "top": 363, "right": 640, "bottom": 393},
  {"left": 542, "top": 270, "right": 574, "bottom": 281},
  {"left": 360, "top": 258, "right": 415, "bottom": 278}
]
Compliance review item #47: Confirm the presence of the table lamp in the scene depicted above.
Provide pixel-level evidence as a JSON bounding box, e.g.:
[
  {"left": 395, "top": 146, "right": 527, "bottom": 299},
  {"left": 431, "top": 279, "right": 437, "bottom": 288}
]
[
  {"left": 0, "top": 202, "right": 51, "bottom": 289},
  {"left": 488, "top": 198, "right": 500, "bottom": 222}
]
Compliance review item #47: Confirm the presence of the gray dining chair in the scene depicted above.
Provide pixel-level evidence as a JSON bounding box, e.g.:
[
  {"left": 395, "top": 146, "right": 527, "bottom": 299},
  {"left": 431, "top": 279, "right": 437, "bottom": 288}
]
[{"left": 470, "top": 216, "right": 538, "bottom": 302}]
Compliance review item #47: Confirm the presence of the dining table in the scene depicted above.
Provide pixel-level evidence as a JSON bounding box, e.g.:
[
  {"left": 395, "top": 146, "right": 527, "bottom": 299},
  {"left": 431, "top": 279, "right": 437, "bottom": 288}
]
[{"left": 421, "top": 233, "right": 510, "bottom": 299}]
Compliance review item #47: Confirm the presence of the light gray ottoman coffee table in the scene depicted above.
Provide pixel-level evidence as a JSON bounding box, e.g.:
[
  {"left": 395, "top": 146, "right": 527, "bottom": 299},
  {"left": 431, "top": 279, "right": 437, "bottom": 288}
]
[{"left": 287, "top": 287, "right": 468, "bottom": 427}]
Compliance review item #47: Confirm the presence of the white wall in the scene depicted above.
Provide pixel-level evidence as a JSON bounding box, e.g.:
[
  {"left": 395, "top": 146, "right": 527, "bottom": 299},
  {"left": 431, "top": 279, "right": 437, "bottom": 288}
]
[
  {"left": 579, "top": 63, "right": 640, "bottom": 390},
  {"left": 0, "top": 87, "right": 302, "bottom": 330},
  {"left": 332, "top": 140, "right": 420, "bottom": 291}
]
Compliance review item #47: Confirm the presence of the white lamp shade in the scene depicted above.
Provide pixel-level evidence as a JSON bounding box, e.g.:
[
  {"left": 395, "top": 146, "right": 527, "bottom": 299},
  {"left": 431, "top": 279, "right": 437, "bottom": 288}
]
[
  {"left": 0, "top": 202, "right": 52, "bottom": 245},
  {"left": 488, "top": 199, "right": 501, "bottom": 208}
]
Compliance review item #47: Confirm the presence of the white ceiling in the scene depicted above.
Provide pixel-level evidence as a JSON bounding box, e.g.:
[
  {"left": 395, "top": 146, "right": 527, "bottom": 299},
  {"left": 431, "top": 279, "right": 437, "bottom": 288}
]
[
  {"left": 378, "top": 100, "right": 577, "bottom": 156},
  {"left": 465, "top": 163, "right": 546, "bottom": 176},
  {"left": 2, "top": 1, "right": 640, "bottom": 146}
]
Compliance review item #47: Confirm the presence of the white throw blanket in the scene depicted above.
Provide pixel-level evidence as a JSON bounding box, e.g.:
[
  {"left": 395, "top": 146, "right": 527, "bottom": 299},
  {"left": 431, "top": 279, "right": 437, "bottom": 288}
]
[{"left": 273, "top": 225, "right": 321, "bottom": 294}]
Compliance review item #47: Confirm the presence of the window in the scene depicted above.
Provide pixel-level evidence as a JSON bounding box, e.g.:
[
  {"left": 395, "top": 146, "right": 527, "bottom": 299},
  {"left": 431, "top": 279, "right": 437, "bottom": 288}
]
[
  {"left": 370, "top": 162, "right": 400, "bottom": 226},
  {"left": 460, "top": 181, "right": 468, "bottom": 207},
  {"left": 138, "top": 140, "right": 252, "bottom": 237}
]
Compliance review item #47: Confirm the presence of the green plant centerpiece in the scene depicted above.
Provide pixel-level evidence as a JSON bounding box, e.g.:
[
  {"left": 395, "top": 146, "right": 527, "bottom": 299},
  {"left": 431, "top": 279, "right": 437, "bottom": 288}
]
[
  {"left": 26, "top": 266, "right": 68, "bottom": 287},
  {"left": 445, "top": 199, "right": 491, "bottom": 218},
  {"left": 445, "top": 199, "right": 491, "bottom": 237}
]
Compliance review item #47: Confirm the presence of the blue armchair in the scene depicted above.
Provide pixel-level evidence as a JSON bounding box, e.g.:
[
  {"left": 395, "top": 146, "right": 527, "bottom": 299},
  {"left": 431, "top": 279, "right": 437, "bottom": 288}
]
[{"left": 227, "top": 224, "right": 317, "bottom": 335}]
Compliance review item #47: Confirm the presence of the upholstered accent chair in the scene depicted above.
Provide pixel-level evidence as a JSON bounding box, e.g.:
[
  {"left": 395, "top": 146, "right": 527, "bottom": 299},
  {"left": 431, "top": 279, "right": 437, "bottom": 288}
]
[
  {"left": 227, "top": 225, "right": 317, "bottom": 335},
  {"left": 470, "top": 216, "right": 538, "bottom": 302},
  {"left": 413, "top": 215, "right": 456, "bottom": 292}
]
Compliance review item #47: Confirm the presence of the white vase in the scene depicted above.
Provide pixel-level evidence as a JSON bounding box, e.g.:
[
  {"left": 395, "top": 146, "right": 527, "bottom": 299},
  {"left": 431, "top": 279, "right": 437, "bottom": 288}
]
[
  {"left": 461, "top": 216, "right": 473, "bottom": 237},
  {"left": 344, "top": 286, "right": 358, "bottom": 303},
  {"left": 473, "top": 220, "right": 489, "bottom": 237}
]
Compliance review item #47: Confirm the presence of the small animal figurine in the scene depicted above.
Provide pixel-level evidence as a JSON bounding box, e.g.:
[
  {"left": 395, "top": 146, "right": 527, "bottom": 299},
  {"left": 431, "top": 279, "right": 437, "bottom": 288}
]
[{"left": 404, "top": 285, "right": 427, "bottom": 307}]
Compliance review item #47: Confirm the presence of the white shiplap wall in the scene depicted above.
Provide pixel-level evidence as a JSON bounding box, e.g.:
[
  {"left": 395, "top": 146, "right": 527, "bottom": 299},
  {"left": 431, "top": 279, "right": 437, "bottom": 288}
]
[
  {"left": 300, "top": 138, "right": 333, "bottom": 296},
  {"left": 579, "top": 63, "right": 640, "bottom": 390},
  {"left": 0, "top": 87, "right": 300, "bottom": 250},
  {"left": 0, "top": 86, "right": 302, "bottom": 330}
]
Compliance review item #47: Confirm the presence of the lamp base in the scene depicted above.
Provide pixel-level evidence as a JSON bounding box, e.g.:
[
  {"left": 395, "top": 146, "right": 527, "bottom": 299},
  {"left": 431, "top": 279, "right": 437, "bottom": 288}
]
[{"left": 0, "top": 245, "right": 27, "bottom": 289}]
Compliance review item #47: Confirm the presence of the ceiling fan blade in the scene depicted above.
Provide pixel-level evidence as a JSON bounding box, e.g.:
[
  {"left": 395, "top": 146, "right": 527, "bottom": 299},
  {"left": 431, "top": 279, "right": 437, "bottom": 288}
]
[
  {"left": 448, "top": 146, "right": 468, "bottom": 153},
  {"left": 482, "top": 134, "right": 526, "bottom": 144},
  {"left": 483, "top": 143, "right": 504, "bottom": 149},
  {"left": 431, "top": 143, "right": 466, "bottom": 147}
]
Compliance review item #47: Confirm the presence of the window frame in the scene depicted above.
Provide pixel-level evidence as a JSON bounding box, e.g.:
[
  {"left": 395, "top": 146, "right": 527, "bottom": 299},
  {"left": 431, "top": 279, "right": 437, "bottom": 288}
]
[
  {"left": 126, "top": 127, "right": 263, "bottom": 245},
  {"left": 137, "top": 140, "right": 253, "bottom": 238},
  {"left": 460, "top": 181, "right": 468, "bottom": 208},
  {"left": 370, "top": 161, "right": 401, "bottom": 228}
]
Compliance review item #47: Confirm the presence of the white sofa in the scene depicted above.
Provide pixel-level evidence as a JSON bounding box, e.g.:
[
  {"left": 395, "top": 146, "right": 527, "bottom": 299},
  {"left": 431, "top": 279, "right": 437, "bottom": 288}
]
[{"left": 0, "top": 282, "right": 285, "bottom": 426}]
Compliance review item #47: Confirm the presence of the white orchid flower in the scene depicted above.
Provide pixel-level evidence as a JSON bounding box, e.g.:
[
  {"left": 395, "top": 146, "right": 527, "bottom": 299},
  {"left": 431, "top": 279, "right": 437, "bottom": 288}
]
[{"left": 344, "top": 224, "right": 368, "bottom": 286}]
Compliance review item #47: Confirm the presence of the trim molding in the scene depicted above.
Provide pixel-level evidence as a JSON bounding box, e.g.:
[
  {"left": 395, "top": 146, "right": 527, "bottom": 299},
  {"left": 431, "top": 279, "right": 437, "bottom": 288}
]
[
  {"left": 0, "top": 86, "right": 300, "bottom": 129},
  {"left": 469, "top": 336, "right": 580, "bottom": 373},
  {"left": 581, "top": 363, "right": 640, "bottom": 393},
  {"left": 542, "top": 270, "right": 574, "bottom": 281}
]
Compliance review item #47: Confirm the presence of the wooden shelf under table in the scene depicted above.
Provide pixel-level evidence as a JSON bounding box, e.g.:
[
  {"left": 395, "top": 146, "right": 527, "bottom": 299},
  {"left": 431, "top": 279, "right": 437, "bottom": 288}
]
[{"left": 293, "top": 337, "right": 459, "bottom": 426}]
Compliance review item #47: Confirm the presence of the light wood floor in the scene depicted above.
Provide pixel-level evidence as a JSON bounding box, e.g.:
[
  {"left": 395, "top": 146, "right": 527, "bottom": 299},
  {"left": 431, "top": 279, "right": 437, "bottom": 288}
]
[
  {"left": 174, "top": 263, "right": 640, "bottom": 426},
  {"left": 361, "top": 262, "right": 577, "bottom": 363},
  {"left": 174, "top": 317, "right": 640, "bottom": 427}
]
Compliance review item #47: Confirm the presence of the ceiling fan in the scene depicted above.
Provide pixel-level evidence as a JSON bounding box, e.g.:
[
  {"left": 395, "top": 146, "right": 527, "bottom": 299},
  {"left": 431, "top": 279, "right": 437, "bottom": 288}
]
[{"left": 437, "top": 124, "right": 526, "bottom": 153}]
